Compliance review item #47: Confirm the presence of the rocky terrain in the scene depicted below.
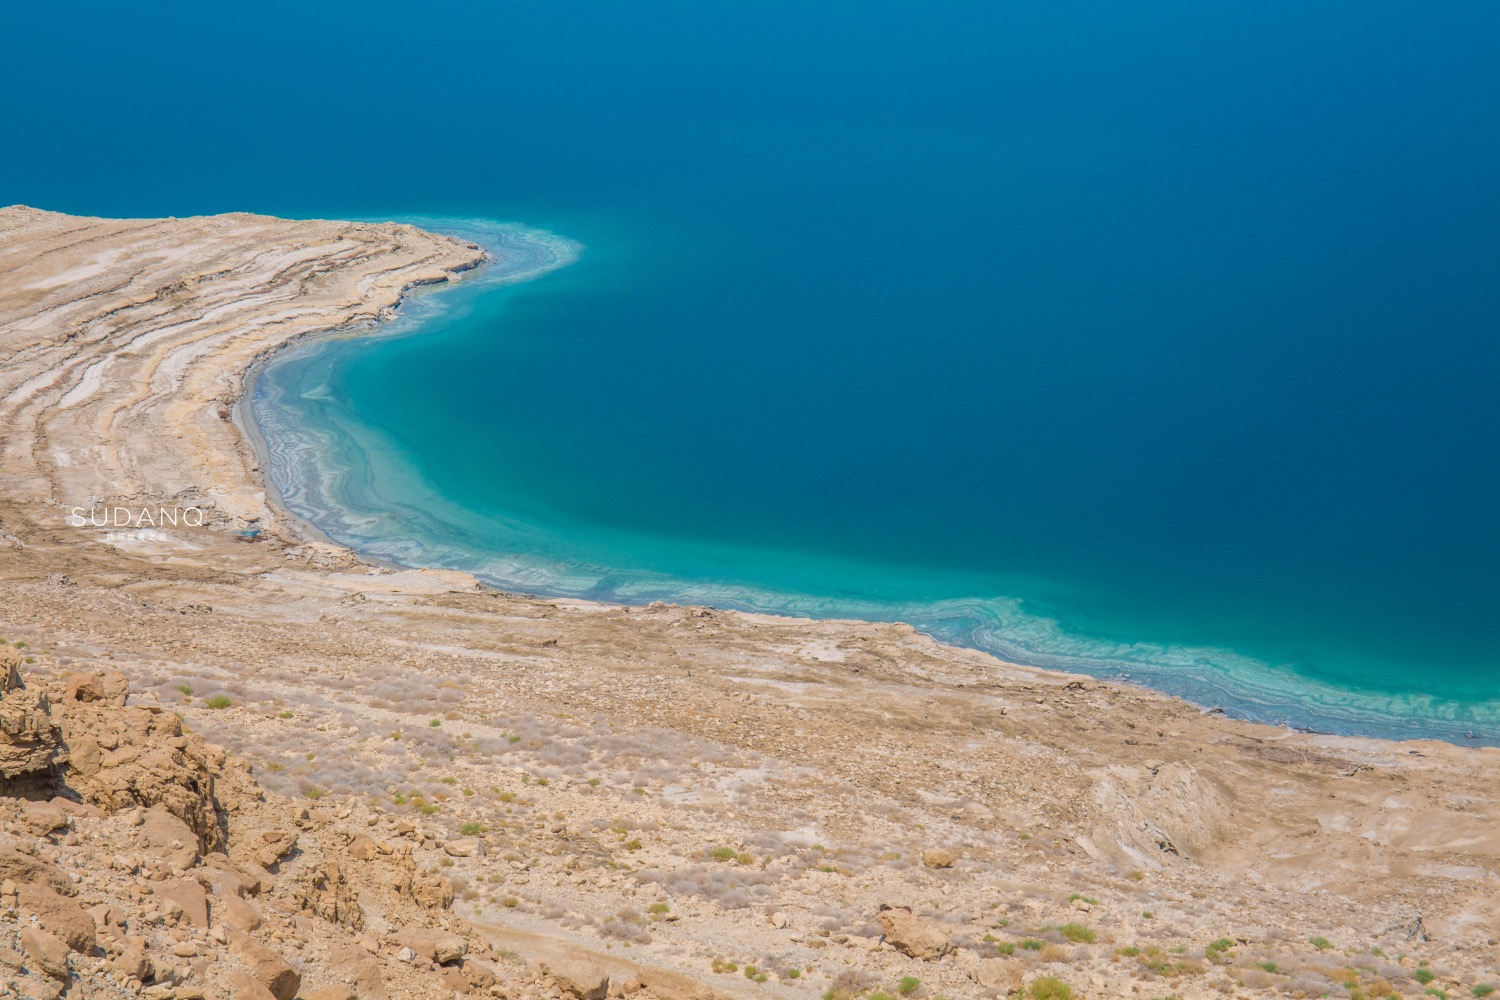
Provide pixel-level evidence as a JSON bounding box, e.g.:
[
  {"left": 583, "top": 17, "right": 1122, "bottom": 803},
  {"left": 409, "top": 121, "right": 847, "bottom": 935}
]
[{"left": 0, "top": 207, "right": 1497, "bottom": 999}]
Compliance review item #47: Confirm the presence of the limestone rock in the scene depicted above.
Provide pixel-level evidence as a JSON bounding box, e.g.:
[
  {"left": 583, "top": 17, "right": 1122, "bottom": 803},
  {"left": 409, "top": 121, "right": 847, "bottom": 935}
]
[
  {"left": 17, "top": 882, "right": 97, "bottom": 954},
  {"left": 158, "top": 877, "right": 209, "bottom": 927},
  {"left": 212, "top": 892, "right": 264, "bottom": 933},
  {"left": 251, "top": 828, "right": 298, "bottom": 869},
  {"left": 139, "top": 806, "right": 202, "bottom": 869},
  {"left": 21, "top": 800, "right": 68, "bottom": 836},
  {"left": 302, "top": 988, "right": 357, "bottom": 1000},
  {"left": 463, "top": 958, "right": 499, "bottom": 989},
  {"left": 539, "top": 955, "right": 611, "bottom": 1000},
  {"left": 54, "top": 680, "right": 230, "bottom": 852},
  {"left": 0, "top": 844, "right": 71, "bottom": 892},
  {"left": 19, "top": 926, "right": 70, "bottom": 981},
  {"left": 877, "top": 905, "right": 954, "bottom": 960},
  {"left": 228, "top": 933, "right": 301, "bottom": 1000},
  {"left": 442, "top": 837, "right": 483, "bottom": 858},
  {"left": 294, "top": 859, "right": 364, "bottom": 930},
  {"left": 0, "top": 664, "right": 60, "bottom": 782},
  {"left": 328, "top": 943, "right": 387, "bottom": 999},
  {"left": 111, "top": 947, "right": 153, "bottom": 981},
  {"left": 393, "top": 927, "right": 468, "bottom": 965},
  {"left": 202, "top": 851, "right": 262, "bottom": 895},
  {"left": 225, "top": 970, "right": 278, "bottom": 1000}
]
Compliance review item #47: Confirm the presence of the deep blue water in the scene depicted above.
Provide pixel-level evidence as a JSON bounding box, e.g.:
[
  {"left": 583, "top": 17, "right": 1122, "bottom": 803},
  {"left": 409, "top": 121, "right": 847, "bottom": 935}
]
[{"left": 6, "top": 1, "right": 1499, "bottom": 740}]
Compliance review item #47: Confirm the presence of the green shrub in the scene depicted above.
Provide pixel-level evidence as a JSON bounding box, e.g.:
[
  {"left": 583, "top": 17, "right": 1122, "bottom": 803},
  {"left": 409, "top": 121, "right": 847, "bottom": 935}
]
[
  {"left": 1206, "top": 938, "right": 1233, "bottom": 955},
  {"left": 1473, "top": 986, "right": 1496, "bottom": 998},
  {"left": 205, "top": 695, "right": 231, "bottom": 710},
  {"left": 1029, "top": 977, "right": 1073, "bottom": 1000},
  {"left": 1308, "top": 936, "right": 1333, "bottom": 951},
  {"left": 177, "top": 684, "right": 193, "bottom": 696},
  {"left": 1020, "top": 939, "right": 1045, "bottom": 951},
  {"left": 1059, "top": 923, "right": 1095, "bottom": 944},
  {"left": 1414, "top": 970, "right": 1436, "bottom": 985},
  {"left": 459, "top": 822, "right": 486, "bottom": 835},
  {"left": 1257, "top": 961, "right": 1278, "bottom": 973},
  {"left": 898, "top": 976, "right": 921, "bottom": 995}
]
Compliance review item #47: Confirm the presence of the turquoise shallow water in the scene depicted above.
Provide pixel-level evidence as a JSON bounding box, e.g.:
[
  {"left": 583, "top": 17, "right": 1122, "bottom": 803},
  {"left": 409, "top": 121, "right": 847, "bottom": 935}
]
[
  {"left": 5, "top": 1, "right": 1498, "bottom": 741},
  {"left": 250, "top": 215, "right": 1500, "bottom": 745}
]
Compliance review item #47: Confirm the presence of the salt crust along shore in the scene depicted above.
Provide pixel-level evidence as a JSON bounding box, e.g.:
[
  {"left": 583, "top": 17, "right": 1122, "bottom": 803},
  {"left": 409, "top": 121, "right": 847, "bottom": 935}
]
[{"left": 0, "top": 205, "right": 1497, "bottom": 998}]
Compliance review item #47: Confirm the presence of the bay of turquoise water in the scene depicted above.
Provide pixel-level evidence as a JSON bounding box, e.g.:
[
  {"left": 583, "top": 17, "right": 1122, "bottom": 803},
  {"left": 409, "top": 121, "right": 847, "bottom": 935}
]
[{"left": 6, "top": 1, "right": 1499, "bottom": 741}]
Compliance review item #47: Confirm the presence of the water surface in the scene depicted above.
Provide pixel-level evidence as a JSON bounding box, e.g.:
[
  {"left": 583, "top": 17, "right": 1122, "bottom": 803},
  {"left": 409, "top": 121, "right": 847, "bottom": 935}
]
[{"left": 6, "top": 1, "right": 1498, "bottom": 741}]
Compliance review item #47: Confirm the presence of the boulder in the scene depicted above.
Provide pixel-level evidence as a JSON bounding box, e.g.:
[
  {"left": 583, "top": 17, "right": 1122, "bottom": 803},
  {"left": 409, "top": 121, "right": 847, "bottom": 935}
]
[
  {"left": 139, "top": 806, "right": 201, "bottom": 868},
  {"left": 61, "top": 673, "right": 105, "bottom": 703},
  {"left": 111, "top": 947, "right": 153, "bottom": 981},
  {"left": 0, "top": 844, "right": 71, "bottom": 891},
  {"left": 158, "top": 878, "right": 209, "bottom": 927},
  {"left": 201, "top": 852, "right": 262, "bottom": 895},
  {"left": 393, "top": 927, "right": 468, "bottom": 965},
  {"left": 19, "top": 927, "right": 70, "bottom": 981},
  {"left": 251, "top": 829, "right": 297, "bottom": 869},
  {"left": 877, "top": 905, "right": 954, "bottom": 960},
  {"left": 539, "top": 956, "right": 611, "bottom": 1000},
  {"left": 228, "top": 933, "right": 301, "bottom": 1000},
  {"left": 442, "top": 838, "right": 483, "bottom": 858},
  {"left": 21, "top": 801, "right": 68, "bottom": 836},
  {"left": 328, "top": 943, "right": 387, "bottom": 999},
  {"left": 17, "top": 882, "right": 97, "bottom": 954},
  {"left": 921, "top": 848, "right": 957, "bottom": 869},
  {"left": 225, "top": 970, "right": 278, "bottom": 1000},
  {"left": 213, "top": 893, "right": 264, "bottom": 933},
  {"left": 463, "top": 958, "right": 499, "bottom": 989}
]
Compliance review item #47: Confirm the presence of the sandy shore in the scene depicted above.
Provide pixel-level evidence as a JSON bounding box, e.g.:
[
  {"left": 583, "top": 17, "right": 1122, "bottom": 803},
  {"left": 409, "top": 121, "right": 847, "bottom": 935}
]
[{"left": 2, "top": 206, "right": 1498, "bottom": 998}]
